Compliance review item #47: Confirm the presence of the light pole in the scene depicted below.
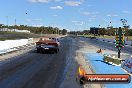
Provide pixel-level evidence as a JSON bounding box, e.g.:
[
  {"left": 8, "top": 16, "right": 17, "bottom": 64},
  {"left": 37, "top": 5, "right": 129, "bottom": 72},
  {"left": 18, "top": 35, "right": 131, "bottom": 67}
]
[
  {"left": 25, "top": 12, "right": 28, "bottom": 26},
  {"left": 6, "top": 16, "right": 9, "bottom": 26},
  {"left": 41, "top": 30, "right": 43, "bottom": 37},
  {"left": 56, "top": 28, "right": 58, "bottom": 35},
  {"left": 94, "top": 29, "right": 95, "bottom": 37},
  {"left": 98, "top": 25, "right": 101, "bottom": 36}
]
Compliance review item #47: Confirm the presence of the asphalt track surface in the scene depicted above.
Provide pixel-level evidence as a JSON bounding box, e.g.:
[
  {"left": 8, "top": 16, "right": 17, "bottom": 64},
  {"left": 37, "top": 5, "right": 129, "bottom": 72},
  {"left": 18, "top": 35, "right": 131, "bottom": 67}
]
[
  {"left": 0, "top": 36, "right": 131, "bottom": 88},
  {"left": 81, "top": 37, "right": 132, "bottom": 55},
  {"left": 0, "top": 37, "right": 71, "bottom": 88}
]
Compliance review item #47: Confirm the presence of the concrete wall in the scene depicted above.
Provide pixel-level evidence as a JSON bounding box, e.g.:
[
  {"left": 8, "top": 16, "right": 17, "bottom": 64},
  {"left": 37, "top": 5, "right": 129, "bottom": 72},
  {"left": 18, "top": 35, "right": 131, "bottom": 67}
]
[{"left": 0, "top": 38, "right": 33, "bottom": 52}]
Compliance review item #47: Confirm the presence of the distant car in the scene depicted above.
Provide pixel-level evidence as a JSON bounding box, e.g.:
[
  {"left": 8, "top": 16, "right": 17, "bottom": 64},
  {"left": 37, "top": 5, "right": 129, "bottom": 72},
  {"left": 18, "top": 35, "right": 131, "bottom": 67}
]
[{"left": 36, "top": 37, "right": 60, "bottom": 54}]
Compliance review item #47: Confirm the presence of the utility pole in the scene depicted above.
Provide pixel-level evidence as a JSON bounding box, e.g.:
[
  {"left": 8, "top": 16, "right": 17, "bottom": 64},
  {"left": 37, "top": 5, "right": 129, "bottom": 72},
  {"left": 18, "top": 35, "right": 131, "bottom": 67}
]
[
  {"left": 121, "top": 19, "right": 132, "bottom": 46},
  {"left": 98, "top": 25, "right": 100, "bottom": 36},
  {"left": 94, "top": 29, "right": 95, "bottom": 37},
  {"left": 41, "top": 31, "right": 42, "bottom": 37},
  {"left": 6, "top": 16, "right": 9, "bottom": 31}
]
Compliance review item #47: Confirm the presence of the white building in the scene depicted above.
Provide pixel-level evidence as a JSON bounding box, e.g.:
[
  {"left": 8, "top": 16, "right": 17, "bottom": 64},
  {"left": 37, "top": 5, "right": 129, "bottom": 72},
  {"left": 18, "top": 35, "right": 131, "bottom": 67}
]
[{"left": 0, "top": 28, "right": 30, "bottom": 33}]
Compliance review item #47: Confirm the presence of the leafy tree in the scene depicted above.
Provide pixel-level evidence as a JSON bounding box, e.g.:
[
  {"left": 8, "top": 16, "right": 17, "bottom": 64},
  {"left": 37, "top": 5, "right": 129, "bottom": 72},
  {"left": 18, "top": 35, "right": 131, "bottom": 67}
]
[
  {"left": 98, "top": 28, "right": 106, "bottom": 35},
  {"left": 128, "top": 29, "right": 132, "bottom": 36},
  {"left": 62, "top": 29, "right": 67, "bottom": 35}
]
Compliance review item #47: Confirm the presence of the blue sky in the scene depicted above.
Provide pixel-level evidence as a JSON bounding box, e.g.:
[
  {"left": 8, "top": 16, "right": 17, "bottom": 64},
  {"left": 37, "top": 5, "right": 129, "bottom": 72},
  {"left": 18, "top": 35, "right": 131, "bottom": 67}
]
[{"left": 0, "top": 0, "right": 132, "bottom": 31}]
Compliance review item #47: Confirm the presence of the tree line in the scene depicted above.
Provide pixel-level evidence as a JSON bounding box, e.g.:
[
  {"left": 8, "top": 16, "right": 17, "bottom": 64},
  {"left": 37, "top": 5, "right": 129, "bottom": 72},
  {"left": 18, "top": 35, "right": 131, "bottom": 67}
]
[
  {"left": 0, "top": 24, "right": 67, "bottom": 35},
  {"left": 69, "top": 27, "right": 132, "bottom": 36}
]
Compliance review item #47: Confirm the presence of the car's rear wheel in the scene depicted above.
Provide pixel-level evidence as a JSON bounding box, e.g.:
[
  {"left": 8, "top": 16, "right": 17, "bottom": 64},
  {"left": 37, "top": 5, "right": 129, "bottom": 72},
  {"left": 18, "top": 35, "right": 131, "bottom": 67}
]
[
  {"left": 55, "top": 49, "right": 59, "bottom": 53},
  {"left": 37, "top": 49, "right": 40, "bottom": 53}
]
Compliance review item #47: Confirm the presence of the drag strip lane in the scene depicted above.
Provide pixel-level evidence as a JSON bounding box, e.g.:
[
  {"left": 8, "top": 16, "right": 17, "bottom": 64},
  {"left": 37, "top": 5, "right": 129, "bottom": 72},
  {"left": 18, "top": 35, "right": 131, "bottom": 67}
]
[
  {"left": 81, "top": 37, "right": 132, "bottom": 55},
  {"left": 23, "top": 37, "right": 71, "bottom": 88},
  {"left": 0, "top": 37, "right": 71, "bottom": 88},
  {"left": 0, "top": 52, "right": 54, "bottom": 88}
]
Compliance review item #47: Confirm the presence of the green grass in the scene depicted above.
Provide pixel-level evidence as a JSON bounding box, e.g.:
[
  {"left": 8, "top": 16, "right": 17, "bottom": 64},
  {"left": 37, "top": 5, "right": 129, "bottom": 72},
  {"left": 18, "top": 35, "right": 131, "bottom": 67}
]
[
  {"left": 127, "top": 36, "right": 132, "bottom": 40},
  {"left": 0, "top": 38, "right": 16, "bottom": 41},
  {"left": 0, "top": 31, "right": 41, "bottom": 41},
  {"left": 0, "top": 31, "right": 62, "bottom": 41},
  {"left": 78, "top": 34, "right": 132, "bottom": 41}
]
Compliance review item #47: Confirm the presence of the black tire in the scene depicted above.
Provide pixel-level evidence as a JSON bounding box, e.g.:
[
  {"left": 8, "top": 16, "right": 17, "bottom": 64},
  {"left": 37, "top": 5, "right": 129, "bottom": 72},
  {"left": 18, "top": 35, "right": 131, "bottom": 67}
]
[
  {"left": 80, "top": 77, "right": 87, "bottom": 85},
  {"left": 55, "top": 50, "right": 58, "bottom": 54},
  {"left": 55, "top": 48, "right": 59, "bottom": 53},
  {"left": 50, "top": 51, "right": 55, "bottom": 54},
  {"left": 37, "top": 49, "right": 40, "bottom": 53}
]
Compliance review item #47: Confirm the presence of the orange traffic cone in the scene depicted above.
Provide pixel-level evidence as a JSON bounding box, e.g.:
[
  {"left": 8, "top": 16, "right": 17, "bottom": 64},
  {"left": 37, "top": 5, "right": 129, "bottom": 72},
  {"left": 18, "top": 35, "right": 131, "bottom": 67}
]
[{"left": 97, "top": 49, "right": 102, "bottom": 53}]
